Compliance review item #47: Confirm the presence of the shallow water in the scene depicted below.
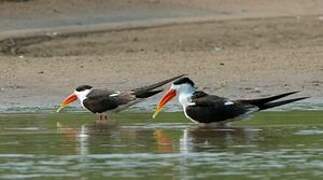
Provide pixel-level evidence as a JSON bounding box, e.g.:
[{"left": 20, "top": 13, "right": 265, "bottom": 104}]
[{"left": 1, "top": 111, "right": 323, "bottom": 179}]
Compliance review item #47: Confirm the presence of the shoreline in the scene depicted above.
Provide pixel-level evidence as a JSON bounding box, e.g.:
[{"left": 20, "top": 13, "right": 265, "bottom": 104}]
[
  {"left": 2, "top": 14, "right": 323, "bottom": 55},
  {"left": 1, "top": 1, "right": 323, "bottom": 112},
  {"left": 0, "top": 98, "right": 322, "bottom": 113},
  {"left": 2, "top": 13, "right": 322, "bottom": 40},
  {"left": 1, "top": 15, "right": 323, "bottom": 111}
]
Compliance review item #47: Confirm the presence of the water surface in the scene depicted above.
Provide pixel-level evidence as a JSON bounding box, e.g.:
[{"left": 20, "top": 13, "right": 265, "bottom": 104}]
[{"left": 1, "top": 111, "right": 323, "bottom": 179}]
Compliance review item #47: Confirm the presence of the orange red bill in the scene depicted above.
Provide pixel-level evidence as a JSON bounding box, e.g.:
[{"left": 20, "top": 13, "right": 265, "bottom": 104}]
[{"left": 152, "top": 89, "right": 176, "bottom": 118}]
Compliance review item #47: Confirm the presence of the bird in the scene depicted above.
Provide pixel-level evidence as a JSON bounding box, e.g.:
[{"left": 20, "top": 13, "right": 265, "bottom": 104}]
[
  {"left": 152, "top": 77, "right": 309, "bottom": 124},
  {"left": 57, "top": 74, "right": 185, "bottom": 120}
]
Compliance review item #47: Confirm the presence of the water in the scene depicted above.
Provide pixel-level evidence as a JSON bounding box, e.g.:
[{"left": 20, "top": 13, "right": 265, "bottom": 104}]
[{"left": 1, "top": 111, "right": 323, "bottom": 179}]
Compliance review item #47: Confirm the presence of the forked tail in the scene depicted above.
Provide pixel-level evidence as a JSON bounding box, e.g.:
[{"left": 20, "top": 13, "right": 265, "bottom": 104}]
[
  {"left": 257, "top": 97, "right": 309, "bottom": 110},
  {"left": 239, "top": 91, "right": 309, "bottom": 110}
]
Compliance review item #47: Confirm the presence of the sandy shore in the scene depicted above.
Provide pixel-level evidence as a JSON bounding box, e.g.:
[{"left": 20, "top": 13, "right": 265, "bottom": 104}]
[{"left": 0, "top": 0, "right": 323, "bottom": 112}]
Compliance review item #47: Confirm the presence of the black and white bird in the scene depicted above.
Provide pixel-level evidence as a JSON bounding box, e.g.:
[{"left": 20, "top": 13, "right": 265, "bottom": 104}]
[
  {"left": 57, "top": 74, "right": 184, "bottom": 120},
  {"left": 153, "top": 77, "right": 309, "bottom": 124}
]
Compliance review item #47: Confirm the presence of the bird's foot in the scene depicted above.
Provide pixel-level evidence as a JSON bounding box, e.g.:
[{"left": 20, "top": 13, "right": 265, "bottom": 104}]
[{"left": 96, "top": 113, "right": 109, "bottom": 125}]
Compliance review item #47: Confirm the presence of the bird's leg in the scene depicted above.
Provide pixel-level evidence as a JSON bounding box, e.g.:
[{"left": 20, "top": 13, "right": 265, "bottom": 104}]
[
  {"left": 96, "top": 113, "right": 102, "bottom": 121},
  {"left": 95, "top": 113, "right": 109, "bottom": 125},
  {"left": 103, "top": 113, "right": 108, "bottom": 120}
]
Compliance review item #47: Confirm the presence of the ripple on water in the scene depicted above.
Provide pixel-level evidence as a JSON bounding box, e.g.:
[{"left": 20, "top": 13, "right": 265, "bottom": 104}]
[
  {"left": 294, "top": 129, "right": 323, "bottom": 135},
  {"left": 1, "top": 150, "right": 323, "bottom": 178},
  {"left": 123, "top": 123, "right": 191, "bottom": 129},
  {"left": 3, "top": 127, "right": 41, "bottom": 131}
]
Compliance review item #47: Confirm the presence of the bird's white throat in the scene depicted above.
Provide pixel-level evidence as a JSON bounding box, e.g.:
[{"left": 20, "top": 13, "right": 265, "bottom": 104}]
[
  {"left": 74, "top": 89, "right": 92, "bottom": 104},
  {"left": 175, "top": 84, "right": 198, "bottom": 123},
  {"left": 176, "top": 85, "right": 196, "bottom": 108}
]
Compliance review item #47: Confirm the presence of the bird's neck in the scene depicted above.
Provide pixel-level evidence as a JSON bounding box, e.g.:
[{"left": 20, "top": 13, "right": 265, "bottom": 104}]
[
  {"left": 178, "top": 87, "right": 195, "bottom": 108},
  {"left": 75, "top": 89, "right": 92, "bottom": 104}
]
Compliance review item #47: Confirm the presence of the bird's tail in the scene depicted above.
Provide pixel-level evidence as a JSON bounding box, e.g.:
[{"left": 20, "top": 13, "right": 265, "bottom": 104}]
[
  {"left": 239, "top": 91, "right": 309, "bottom": 110},
  {"left": 133, "top": 74, "right": 185, "bottom": 98},
  {"left": 257, "top": 97, "right": 309, "bottom": 110}
]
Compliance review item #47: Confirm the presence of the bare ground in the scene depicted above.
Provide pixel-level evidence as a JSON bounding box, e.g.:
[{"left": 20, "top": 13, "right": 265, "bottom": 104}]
[{"left": 0, "top": 0, "right": 323, "bottom": 111}]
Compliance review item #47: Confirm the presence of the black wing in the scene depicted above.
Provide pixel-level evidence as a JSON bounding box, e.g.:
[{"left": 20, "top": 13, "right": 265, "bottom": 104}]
[
  {"left": 186, "top": 91, "right": 308, "bottom": 123},
  {"left": 132, "top": 74, "right": 185, "bottom": 98},
  {"left": 83, "top": 89, "right": 135, "bottom": 113},
  {"left": 186, "top": 92, "right": 256, "bottom": 123}
]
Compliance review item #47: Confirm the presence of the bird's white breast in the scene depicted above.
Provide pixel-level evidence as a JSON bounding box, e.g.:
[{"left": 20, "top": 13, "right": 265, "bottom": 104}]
[
  {"left": 178, "top": 93, "right": 198, "bottom": 124},
  {"left": 74, "top": 89, "right": 92, "bottom": 108}
]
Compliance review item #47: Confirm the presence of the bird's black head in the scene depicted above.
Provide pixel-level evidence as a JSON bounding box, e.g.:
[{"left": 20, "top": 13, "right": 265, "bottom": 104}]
[
  {"left": 173, "top": 77, "right": 195, "bottom": 87},
  {"left": 75, "top": 85, "right": 93, "bottom": 92}
]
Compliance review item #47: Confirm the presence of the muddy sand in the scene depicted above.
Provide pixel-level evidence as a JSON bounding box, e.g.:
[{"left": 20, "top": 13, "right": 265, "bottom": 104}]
[{"left": 0, "top": 0, "right": 323, "bottom": 112}]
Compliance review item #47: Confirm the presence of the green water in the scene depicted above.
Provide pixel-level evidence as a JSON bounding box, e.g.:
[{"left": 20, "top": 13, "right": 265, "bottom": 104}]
[{"left": 1, "top": 111, "right": 323, "bottom": 179}]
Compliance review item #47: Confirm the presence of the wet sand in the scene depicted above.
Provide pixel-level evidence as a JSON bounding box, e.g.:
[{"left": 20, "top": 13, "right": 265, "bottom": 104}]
[{"left": 0, "top": 0, "right": 323, "bottom": 111}]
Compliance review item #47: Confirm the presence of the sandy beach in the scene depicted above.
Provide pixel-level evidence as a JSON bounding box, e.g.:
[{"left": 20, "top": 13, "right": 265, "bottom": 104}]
[{"left": 0, "top": 0, "right": 323, "bottom": 111}]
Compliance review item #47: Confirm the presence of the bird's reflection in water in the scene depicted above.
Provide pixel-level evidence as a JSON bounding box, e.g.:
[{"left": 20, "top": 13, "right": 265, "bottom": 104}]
[
  {"left": 56, "top": 119, "right": 118, "bottom": 140},
  {"left": 56, "top": 119, "right": 120, "bottom": 155},
  {"left": 180, "top": 125, "right": 262, "bottom": 153},
  {"left": 153, "top": 129, "right": 175, "bottom": 153},
  {"left": 56, "top": 118, "right": 262, "bottom": 155},
  {"left": 56, "top": 119, "right": 167, "bottom": 154}
]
